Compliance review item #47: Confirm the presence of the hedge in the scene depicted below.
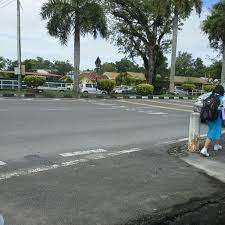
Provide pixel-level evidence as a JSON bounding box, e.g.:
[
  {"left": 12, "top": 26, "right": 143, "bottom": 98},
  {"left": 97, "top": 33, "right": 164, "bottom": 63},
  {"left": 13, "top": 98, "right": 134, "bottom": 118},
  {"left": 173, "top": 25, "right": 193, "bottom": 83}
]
[{"left": 136, "top": 84, "right": 154, "bottom": 96}]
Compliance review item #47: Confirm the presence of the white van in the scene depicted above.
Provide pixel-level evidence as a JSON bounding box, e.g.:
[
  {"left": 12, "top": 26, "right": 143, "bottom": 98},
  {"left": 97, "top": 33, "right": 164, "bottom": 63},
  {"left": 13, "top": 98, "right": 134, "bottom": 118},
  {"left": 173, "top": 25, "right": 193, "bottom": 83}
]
[{"left": 37, "top": 82, "right": 72, "bottom": 92}]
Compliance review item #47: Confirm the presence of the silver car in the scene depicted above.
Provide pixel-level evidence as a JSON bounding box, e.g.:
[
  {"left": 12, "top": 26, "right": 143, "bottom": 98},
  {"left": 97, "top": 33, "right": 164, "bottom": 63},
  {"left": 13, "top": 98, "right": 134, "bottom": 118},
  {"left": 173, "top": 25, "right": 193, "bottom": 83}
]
[
  {"left": 193, "top": 83, "right": 225, "bottom": 112},
  {"left": 193, "top": 92, "right": 211, "bottom": 112}
]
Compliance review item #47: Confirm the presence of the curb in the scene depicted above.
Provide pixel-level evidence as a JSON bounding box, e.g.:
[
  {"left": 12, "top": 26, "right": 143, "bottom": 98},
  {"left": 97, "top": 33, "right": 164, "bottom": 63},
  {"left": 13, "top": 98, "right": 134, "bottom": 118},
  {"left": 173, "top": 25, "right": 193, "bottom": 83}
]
[
  {"left": 0, "top": 95, "right": 195, "bottom": 100},
  {"left": 113, "top": 96, "right": 195, "bottom": 100}
]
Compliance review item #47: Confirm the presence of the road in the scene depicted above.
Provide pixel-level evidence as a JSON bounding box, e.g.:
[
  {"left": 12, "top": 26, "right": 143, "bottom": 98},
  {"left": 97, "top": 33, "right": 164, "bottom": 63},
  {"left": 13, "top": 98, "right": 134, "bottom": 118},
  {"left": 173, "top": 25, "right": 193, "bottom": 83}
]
[
  {"left": 0, "top": 98, "right": 198, "bottom": 162},
  {"left": 0, "top": 97, "right": 220, "bottom": 225}
]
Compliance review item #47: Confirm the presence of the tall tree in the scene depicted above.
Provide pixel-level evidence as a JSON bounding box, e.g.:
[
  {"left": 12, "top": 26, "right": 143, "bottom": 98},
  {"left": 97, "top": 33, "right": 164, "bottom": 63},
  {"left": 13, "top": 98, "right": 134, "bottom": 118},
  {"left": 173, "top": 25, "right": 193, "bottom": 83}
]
[
  {"left": 41, "top": 0, "right": 108, "bottom": 91},
  {"left": 0, "top": 57, "right": 6, "bottom": 70},
  {"left": 108, "top": 0, "right": 172, "bottom": 84},
  {"left": 169, "top": 0, "right": 202, "bottom": 92},
  {"left": 175, "top": 51, "right": 194, "bottom": 76},
  {"left": 52, "top": 60, "right": 74, "bottom": 75},
  {"left": 202, "top": 0, "right": 225, "bottom": 83}
]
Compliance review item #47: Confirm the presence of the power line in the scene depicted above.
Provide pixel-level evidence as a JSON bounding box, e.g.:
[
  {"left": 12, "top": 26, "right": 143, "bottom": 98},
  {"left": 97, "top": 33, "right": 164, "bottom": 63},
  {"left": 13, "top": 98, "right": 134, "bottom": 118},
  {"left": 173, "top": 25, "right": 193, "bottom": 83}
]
[{"left": 0, "top": 0, "right": 15, "bottom": 8}]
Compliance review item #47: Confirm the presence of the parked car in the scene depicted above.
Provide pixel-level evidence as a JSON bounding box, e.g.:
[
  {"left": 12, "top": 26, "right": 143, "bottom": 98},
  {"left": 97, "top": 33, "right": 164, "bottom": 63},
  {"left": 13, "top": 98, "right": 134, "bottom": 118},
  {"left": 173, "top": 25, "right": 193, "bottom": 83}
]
[
  {"left": 113, "top": 86, "right": 136, "bottom": 94},
  {"left": 193, "top": 92, "right": 211, "bottom": 113},
  {"left": 79, "top": 84, "right": 107, "bottom": 94},
  {"left": 37, "top": 82, "right": 72, "bottom": 92},
  {"left": 174, "top": 86, "right": 188, "bottom": 95}
]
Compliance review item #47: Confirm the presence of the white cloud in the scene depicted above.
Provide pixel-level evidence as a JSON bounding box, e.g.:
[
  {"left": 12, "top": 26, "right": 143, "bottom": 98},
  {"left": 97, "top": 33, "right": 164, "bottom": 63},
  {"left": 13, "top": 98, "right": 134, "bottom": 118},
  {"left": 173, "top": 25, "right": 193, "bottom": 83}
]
[
  {"left": 174, "top": 9, "right": 220, "bottom": 65},
  {"left": 0, "top": 1, "right": 222, "bottom": 70}
]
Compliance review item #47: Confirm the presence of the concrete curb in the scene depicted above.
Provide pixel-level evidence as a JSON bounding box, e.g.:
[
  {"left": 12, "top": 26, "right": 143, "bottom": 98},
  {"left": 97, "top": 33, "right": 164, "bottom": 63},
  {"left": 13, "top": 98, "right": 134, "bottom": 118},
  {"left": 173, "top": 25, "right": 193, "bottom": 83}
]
[{"left": 0, "top": 94, "right": 195, "bottom": 100}]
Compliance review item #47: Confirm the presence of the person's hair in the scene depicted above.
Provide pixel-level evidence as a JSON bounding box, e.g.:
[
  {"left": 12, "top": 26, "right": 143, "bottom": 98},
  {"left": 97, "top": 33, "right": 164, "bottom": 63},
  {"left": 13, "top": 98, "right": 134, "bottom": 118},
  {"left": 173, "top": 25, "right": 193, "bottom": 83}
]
[{"left": 213, "top": 85, "right": 224, "bottom": 96}]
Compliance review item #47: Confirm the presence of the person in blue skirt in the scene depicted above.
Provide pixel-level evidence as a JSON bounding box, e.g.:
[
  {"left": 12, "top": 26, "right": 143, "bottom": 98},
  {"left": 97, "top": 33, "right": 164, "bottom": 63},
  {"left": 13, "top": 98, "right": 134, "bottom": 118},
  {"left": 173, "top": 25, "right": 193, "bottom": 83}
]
[{"left": 201, "top": 85, "right": 225, "bottom": 157}]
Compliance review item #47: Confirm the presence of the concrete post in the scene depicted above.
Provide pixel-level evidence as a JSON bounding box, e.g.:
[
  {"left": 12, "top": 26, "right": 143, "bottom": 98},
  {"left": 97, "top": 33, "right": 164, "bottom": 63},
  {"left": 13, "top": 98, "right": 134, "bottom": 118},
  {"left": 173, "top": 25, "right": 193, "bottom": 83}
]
[
  {"left": 0, "top": 215, "right": 4, "bottom": 225},
  {"left": 188, "top": 112, "right": 200, "bottom": 152}
]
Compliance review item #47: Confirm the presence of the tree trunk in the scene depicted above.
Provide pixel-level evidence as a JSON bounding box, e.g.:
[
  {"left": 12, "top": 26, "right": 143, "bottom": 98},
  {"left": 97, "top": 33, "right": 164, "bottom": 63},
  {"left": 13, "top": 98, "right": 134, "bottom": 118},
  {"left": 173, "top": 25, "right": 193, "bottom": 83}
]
[
  {"left": 147, "top": 47, "right": 155, "bottom": 84},
  {"left": 221, "top": 46, "right": 225, "bottom": 84},
  {"left": 169, "top": 10, "right": 179, "bottom": 93},
  {"left": 74, "top": 25, "right": 80, "bottom": 92}
]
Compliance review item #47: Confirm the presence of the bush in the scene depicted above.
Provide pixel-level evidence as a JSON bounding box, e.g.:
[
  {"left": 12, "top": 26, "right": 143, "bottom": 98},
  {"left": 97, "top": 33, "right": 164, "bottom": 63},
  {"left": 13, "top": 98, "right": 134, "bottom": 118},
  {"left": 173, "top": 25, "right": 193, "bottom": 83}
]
[
  {"left": 136, "top": 84, "right": 154, "bottom": 96},
  {"left": 62, "top": 91, "right": 78, "bottom": 98},
  {"left": 203, "top": 84, "right": 215, "bottom": 92},
  {"left": 24, "top": 76, "right": 46, "bottom": 89},
  {"left": 97, "top": 80, "right": 115, "bottom": 93},
  {"left": 40, "top": 91, "right": 58, "bottom": 98},
  {"left": 60, "top": 76, "right": 73, "bottom": 83},
  {"left": 115, "top": 73, "right": 144, "bottom": 86},
  {"left": 115, "top": 73, "right": 132, "bottom": 86},
  {"left": 182, "top": 83, "right": 196, "bottom": 91}
]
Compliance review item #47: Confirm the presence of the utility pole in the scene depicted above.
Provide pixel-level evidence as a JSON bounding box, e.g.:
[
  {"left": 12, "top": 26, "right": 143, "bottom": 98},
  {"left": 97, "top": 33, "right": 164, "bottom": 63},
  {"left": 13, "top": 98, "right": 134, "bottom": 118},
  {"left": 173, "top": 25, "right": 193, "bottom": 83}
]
[{"left": 17, "top": 0, "right": 22, "bottom": 90}]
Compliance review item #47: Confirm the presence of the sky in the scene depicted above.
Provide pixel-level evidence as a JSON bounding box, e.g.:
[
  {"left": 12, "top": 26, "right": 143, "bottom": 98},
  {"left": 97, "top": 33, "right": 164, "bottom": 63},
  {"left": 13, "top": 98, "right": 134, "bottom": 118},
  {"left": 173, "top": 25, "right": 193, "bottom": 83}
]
[{"left": 0, "top": 0, "right": 221, "bottom": 70}]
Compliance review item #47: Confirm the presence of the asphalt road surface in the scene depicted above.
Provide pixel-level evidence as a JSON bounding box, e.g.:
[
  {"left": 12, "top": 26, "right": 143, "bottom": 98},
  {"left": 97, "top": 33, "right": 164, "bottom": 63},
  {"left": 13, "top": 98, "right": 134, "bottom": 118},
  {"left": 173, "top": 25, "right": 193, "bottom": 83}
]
[
  {"left": 0, "top": 98, "right": 219, "bottom": 225},
  {"left": 0, "top": 98, "right": 200, "bottom": 162}
]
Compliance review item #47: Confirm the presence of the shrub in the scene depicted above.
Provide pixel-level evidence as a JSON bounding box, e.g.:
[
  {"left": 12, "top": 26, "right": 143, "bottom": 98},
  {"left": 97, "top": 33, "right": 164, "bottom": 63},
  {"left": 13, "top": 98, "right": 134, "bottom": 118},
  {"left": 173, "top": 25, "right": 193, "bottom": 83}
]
[
  {"left": 60, "top": 76, "right": 73, "bottom": 83},
  {"left": 203, "top": 84, "right": 215, "bottom": 92},
  {"left": 97, "top": 80, "right": 115, "bottom": 93},
  {"left": 182, "top": 83, "right": 196, "bottom": 91},
  {"left": 62, "top": 91, "right": 78, "bottom": 98},
  {"left": 24, "top": 76, "right": 46, "bottom": 89},
  {"left": 115, "top": 73, "right": 132, "bottom": 86},
  {"left": 40, "top": 91, "right": 58, "bottom": 98},
  {"left": 115, "top": 73, "right": 144, "bottom": 86},
  {"left": 136, "top": 84, "right": 154, "bottom": 96}
]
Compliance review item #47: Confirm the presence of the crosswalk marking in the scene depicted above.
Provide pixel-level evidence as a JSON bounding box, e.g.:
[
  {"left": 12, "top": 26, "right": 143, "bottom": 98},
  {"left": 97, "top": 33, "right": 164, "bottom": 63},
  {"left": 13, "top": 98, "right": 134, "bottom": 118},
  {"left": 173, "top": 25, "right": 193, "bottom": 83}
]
[
  {"left": 119, "top": 100, "right": 192, "bottom": 112},
  {"left": 0, "top": 148, "right": 143, "bottom": 181},
  {"left": 60, "top": 149, "right": 107, "bottom": 157}
]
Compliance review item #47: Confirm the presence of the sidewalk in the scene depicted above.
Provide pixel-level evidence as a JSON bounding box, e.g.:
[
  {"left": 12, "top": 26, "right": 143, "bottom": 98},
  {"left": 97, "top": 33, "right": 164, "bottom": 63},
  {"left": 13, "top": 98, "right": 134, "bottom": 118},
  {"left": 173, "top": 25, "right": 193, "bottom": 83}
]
[{"left": 181, "top": 136, "right": 225, "bottom": 184}]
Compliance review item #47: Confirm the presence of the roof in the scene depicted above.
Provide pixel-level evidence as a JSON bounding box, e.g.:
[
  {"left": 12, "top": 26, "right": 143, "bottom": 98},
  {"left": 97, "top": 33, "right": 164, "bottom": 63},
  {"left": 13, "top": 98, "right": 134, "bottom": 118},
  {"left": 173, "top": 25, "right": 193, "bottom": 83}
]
[
  {"left": 103, "top": 72, "right": 120, "bottom": 80},
  {"left": 79, "top": 72, "right": 108, "bottom": 81},
  {"left": 174, "top": 76, "right": 209, "bottom": 84},
  {"left": 103, "top": 72, "right": 146, "bottom": 80},
  {"left": 126, "top": 72, "right": 146, "bottom": 80},
  {"left": 0, "top": 70, "right": 62, "bottom": 77}
]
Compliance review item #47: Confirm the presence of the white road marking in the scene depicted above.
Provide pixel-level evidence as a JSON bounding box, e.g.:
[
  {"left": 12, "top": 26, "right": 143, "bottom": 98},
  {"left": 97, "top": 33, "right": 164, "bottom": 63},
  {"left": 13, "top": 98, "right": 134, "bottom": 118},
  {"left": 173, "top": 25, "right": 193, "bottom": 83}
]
[
  {"left": 147, "top": 112, "right": 168, "bottom": 115},
  {"left": 52, "top": 98, "right": 61, "bottom": 101},
  {"left": 119, "top": 100, "right": 192, "bottom": 112},
  {"left": 61, "top": 159, "right": 88, "bottom": 166},
  {"left": 23, "top": 98, "right": 33, "bottom": 101},
  {"left": 0, "top": 161, "right": 6, "bottom": 166},
  {"left": 146, "top": 100, "right": 193, "bottom": 108},
  {"left": 46, "top": 108, "right": 69, "bottom": 111},
  {"left": 92, "top": 102, "right": 117, "bottom": 106},
  {"left": 60, "top": 149, "right": 107, "bottom": 157},
  {"left": 0, "top": 148, "right": 142, "bottom": 181}
]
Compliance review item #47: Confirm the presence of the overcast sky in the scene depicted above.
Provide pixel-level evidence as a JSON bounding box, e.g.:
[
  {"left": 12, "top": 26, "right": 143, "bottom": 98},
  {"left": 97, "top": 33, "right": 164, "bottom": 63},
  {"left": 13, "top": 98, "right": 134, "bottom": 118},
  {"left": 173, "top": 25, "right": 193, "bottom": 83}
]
[{"left": 0, "top": 0, "right": 221, "bottom": 69}]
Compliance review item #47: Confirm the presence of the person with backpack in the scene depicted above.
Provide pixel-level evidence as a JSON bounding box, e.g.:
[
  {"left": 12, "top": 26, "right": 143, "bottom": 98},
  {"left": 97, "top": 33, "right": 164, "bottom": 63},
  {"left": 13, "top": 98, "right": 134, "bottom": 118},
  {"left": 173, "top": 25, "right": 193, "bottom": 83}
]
[{"left": 200, "top": 85, "right": 225, "bottom": 157}]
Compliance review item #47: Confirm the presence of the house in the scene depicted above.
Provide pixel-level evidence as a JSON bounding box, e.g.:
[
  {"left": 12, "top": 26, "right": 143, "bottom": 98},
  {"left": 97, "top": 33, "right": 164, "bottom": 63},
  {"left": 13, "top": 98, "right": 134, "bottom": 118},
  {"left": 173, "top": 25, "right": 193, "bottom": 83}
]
[
  {"left": 79, "top": 72, "right": 108, "bottom": 85},
  {"left": 103, "top": 72, "right": 146, "bottom": 81},
  {"left": 174, "top": 76, "right": 209, "bottom": 90}
]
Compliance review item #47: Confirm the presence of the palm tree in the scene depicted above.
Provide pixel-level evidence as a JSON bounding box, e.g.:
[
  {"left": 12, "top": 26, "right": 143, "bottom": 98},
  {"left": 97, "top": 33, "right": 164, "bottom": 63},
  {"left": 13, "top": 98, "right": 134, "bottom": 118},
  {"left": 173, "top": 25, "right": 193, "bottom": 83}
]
[
  {"left": 202, "top": 0, "right": 225, "bottom": 83},
  {"left": 41, "top": 0, "right": 108, "bottom": 91},
  {"left": 169, "top": 0, "right": 202, "bottom": 93}
]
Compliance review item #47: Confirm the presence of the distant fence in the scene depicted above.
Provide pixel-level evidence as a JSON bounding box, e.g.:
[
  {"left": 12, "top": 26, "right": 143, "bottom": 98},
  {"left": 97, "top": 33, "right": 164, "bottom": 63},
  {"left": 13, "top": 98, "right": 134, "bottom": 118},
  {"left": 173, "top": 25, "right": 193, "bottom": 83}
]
[
  {"left": 188, "top": 90, "right": 205, "bottom": 96},
  {"left": 0, "top": 80, "right": 26, "bottom": 89},
  {"left": 0, "top": 80, "right": 71, "bottom": 90}
]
